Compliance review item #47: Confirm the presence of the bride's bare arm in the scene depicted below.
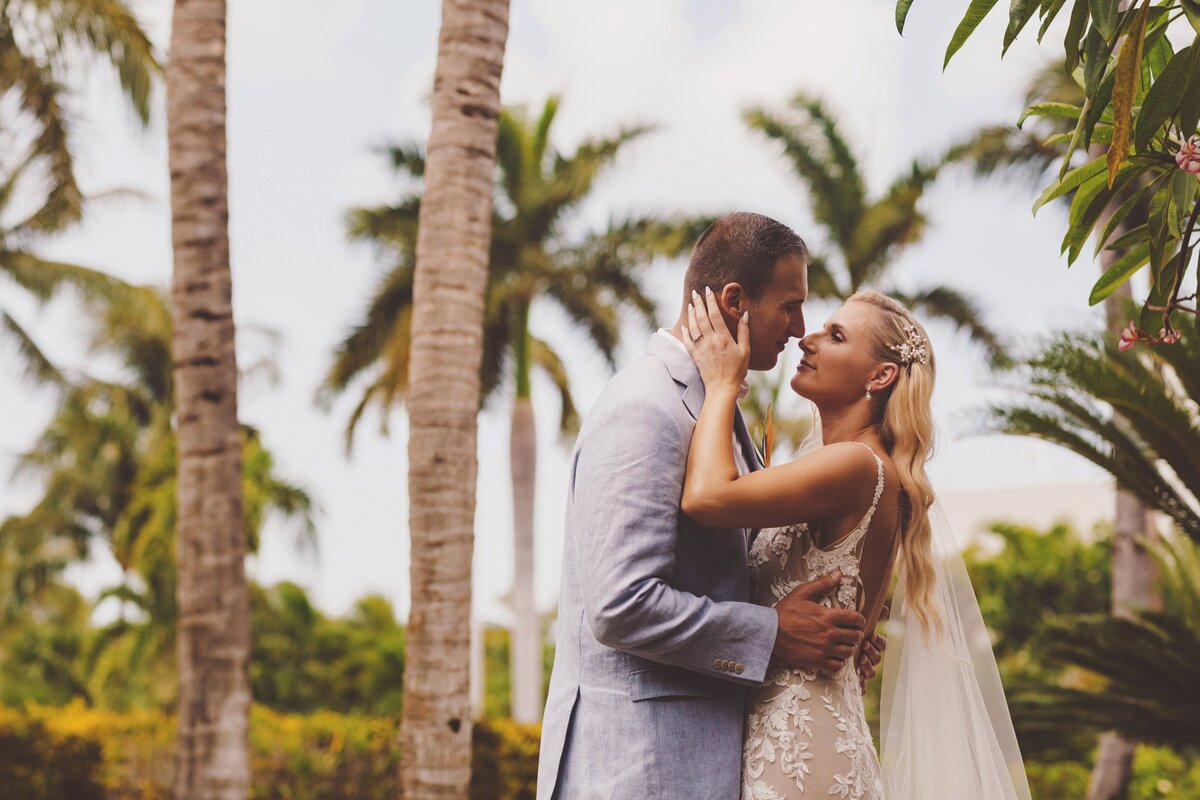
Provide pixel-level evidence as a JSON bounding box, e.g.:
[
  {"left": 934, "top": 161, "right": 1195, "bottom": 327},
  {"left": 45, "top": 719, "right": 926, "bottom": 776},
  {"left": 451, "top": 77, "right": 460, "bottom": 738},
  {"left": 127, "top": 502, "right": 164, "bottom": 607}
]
[
  {"left": 683, "top": 440, "right": 880, "bottom": 529},
  {"left": 679, "top": 289, "right": 879, "bottom": 529}
]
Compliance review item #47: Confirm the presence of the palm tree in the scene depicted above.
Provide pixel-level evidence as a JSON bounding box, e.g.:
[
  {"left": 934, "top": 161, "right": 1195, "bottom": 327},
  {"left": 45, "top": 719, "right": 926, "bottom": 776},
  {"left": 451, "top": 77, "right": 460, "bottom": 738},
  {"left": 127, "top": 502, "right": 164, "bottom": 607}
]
[
  {"left": 1, "top": 283, "right": 314, "bottom": 710},
  {"left": 0, "top": 0, "right": 158, "bottom": 227},
  {"left": 744, "top": 92, "right": 1003, "bottom": 363},
  {"left": 398, "top": 1, "right": 510, "bottom": 794},
  {"left": 0, "top": 0, "right": 157, "bottom": 368},
  {"left": 991, "top": 326, "right": 1199, "bottom": 544},
  {"left": 164, "top": 1, "right": 248, "bottom": 795},
  {"left": 324, "top": 97, "right": 708, "bottom": 724},
  {"left": 953, "top": 62, "right": 1167, "bottom": 797},
  {"left": 992, "top": 325, "right": 1200, "bottom": 765}
]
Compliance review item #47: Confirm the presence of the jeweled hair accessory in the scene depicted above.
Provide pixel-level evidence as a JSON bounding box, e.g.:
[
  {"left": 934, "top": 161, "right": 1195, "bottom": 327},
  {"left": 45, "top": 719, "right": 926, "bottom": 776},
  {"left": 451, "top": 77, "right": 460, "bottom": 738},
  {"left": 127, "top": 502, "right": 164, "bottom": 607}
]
[{"left": 890, "top": 323, "right": 928, "bottom": 366}]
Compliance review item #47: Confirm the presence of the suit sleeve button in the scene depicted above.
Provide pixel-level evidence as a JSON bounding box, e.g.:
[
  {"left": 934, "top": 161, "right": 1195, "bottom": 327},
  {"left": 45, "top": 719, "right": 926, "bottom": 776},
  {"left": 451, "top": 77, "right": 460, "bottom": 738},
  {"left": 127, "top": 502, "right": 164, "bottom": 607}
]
[
  {"left": 713, "top": 658, "right": 722, "bottom": 670},
  {"left": 735, "top": 663, "right": 745, "bottom": 674}
]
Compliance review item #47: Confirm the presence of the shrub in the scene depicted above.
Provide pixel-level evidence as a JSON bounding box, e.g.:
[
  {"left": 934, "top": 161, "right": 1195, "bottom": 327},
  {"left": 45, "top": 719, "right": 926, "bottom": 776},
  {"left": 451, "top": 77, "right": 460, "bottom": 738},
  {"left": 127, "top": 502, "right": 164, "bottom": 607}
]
[{"left": 0, "top": 702, "right": 539, "bottom": 799}]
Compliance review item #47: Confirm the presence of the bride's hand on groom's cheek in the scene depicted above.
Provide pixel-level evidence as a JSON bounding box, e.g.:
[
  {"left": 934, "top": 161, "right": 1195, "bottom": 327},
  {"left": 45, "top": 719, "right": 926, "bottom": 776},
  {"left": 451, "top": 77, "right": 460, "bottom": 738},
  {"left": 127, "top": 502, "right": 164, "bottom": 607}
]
[{"left": 682, "top": 286, "right": 750, "bottom": 390}]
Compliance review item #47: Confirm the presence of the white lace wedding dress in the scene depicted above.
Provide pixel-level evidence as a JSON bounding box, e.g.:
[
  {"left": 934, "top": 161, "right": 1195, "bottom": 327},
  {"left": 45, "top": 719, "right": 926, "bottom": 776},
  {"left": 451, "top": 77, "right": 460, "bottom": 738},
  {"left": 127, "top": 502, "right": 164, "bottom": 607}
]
[{"left": 740, "top": 443, "right": 886, "bottom": 800}]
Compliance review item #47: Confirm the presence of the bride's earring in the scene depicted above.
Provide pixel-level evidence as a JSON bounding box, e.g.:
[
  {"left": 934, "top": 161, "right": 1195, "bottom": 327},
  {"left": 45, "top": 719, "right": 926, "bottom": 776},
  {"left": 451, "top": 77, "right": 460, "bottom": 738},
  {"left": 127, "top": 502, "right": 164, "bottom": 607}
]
[{"left": 865, "top": 384, "right": 872, "bottom": 400}]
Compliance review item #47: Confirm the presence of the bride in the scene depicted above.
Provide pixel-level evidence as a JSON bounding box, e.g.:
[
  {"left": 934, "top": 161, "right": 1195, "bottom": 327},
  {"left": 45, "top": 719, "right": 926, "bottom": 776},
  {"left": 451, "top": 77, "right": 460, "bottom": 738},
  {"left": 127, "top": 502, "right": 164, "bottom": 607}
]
[{"left": 680, "top": 288, "right": 1031, "bottom": 800}]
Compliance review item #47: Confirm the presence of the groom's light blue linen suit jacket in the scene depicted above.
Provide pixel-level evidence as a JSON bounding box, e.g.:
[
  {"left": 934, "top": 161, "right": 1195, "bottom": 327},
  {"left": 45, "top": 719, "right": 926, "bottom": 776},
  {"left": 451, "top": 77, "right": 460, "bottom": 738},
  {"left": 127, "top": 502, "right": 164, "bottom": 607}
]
[{"left": 536, "top": 334, "right": 779, "bottom": 800}]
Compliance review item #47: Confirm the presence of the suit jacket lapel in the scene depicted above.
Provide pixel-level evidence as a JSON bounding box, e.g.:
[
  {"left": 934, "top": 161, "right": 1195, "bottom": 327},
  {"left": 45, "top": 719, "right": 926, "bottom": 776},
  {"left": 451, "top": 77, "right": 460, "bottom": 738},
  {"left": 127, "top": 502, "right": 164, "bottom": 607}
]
[
  {"left": 647, "top": 333, "right": 706, "bottom": 419},
  {"left": 647, "top": 333, "right": 761, "bottom": 547}
]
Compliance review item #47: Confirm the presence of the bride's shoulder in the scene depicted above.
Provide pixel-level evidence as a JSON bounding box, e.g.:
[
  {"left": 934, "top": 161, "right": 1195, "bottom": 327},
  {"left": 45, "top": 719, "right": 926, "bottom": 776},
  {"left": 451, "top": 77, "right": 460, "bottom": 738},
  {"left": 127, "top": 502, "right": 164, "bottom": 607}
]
[{"left": 788, "top": 442, "right": 883, "bottom": 497}]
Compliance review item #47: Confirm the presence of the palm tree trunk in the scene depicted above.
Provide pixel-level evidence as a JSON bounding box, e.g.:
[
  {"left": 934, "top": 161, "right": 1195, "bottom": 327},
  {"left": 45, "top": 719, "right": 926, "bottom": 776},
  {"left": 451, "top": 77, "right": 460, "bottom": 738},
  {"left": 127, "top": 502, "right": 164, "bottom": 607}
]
[
  {"left": 399, "top": 0, "right": 510, "bottom": 796},
  {"left": 1087, "top": 239, "right": 1160, "bottom": 800},
  {"left": 165, "top": 1, "right": 250, "bottom": 798},
  {"left": 509, "top": 308, "right": 541, "bottom": 722}
]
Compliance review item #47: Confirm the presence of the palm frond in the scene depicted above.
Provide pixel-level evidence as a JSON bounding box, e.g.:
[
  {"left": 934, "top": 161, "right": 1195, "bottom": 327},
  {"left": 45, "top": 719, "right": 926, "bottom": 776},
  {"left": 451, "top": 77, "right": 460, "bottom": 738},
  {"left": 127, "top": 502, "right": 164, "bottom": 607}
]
[
  {"left": 531, "top": 95, "right": 560, "bottom": 168},
  {"left": 743, "top": 103, "right": 861, "bottom": 250},
  {"left": 541, "top": 277, "right": 621, "bottom": 367},
  {"left": 1014, "top": 612, "right": 1200, "bottom": 751},
  {"left": 992, "top": 333, "right": 1200, "bottom": 540},
  {"left": 30, "top": 0, "right": 161, "bottom": 124},
  {"left": 0, "top": 31, "right": 82, "bottom": 229},
  {"left": 344, "top": 195, "right": 420, "bottom": 250},
  {"left": 1, "top": 310, "right": 67, "bottom": 388},
  {"left": 802, "top": 255, "right": 844, "bottom": 299},
  {"left": 788, "top": 93, "right": 864, "bottom": 211},
  {"left": 1150, "top": 535, "right": 1200, "bottom": 629},
  {"left": 378, "top": 140, "right": 426, "bottom": 179},
  {"left": 0, "top": 249, "right": 124, "bottom": 302},
  {"left": 529, "top": 337, "right": 579, "bottom": 435},
  {"left": 319, "top": 263, "right": 414, "bottom": 402},
  {"left": 535, "top": 124, "right": 655, "bottom": 237},
  {"left": 943, "top": 124, "right": 1064, "bottom": 186},
  {"left": 496, "top": 107, "right": 528, "bottom": 207},
  {"left": 890, "top": 284, "right": 1006, "bottom": 366}
]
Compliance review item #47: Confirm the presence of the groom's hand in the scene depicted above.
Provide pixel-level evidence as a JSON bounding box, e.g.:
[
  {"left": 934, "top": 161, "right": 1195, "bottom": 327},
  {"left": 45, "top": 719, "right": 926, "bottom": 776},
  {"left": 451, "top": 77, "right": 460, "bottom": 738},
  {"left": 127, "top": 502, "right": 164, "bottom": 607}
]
[{"left": 771, "top": 571, "right": 865, "bottom": 673}]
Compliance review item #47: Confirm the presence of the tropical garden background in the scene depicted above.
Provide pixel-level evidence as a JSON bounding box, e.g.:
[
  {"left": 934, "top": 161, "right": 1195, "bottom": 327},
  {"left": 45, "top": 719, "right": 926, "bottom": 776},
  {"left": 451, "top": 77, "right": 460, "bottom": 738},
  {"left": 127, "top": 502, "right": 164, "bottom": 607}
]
[{"left": 1, "top": 0, "right": 1198, "bottom": 798}]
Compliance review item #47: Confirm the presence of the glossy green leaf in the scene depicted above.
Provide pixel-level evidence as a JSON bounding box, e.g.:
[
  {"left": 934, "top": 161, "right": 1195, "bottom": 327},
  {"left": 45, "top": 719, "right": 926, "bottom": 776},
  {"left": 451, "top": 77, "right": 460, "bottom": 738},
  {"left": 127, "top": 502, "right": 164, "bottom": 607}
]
[
  {"left": 1185, "top": 0, "right": 1200, "bottom": 36},
  {"left": 1083, "top": 70, "right": 1115, "bottom": 150},
  {"left": 1018, "top": 102, "right": 1085, "bottom": 127},
  {"left": 1066, "top": 167, "right": 1139, "bottom": 263},
  {"left": 945, "top": 0, "right": 1002, "bottom": 68},
  {"left": 1065, "top": 178, "right": 1113, "bottom": 262},
  {"left": 1039, "top": 0, "right": 1071, "bottom": 42},
  {"left": 896, "top": 0, "right": 916, "bottom": 33},
  {"left": 1035, "top": 156, "right": 1108, "bottom": 213},
  {"left": 1089, "top": 242, "right": 1150, "bottom": 304},
  {"left": 1090, "top": 0, "right": 1120, "bottom": 42},
  {"left": 1065, "top": 0, "right": 1090, "bottom": 70},
  {"left": 1083, "top": 26, "right": 1109, "bottom": 96},
  {"left": 1181, "top": 41, "right": 1200, "bottom": 138},
  {"left": 1135, "top": 45, "right": 1193, "bottom": 152},
  {"left": 1169, "top": 170, "right": 1196, "bottom": 240},
  {"left": 1139, "top": 28, "right": 1174, "bottom": 104},
  {"left": 1094, "top": 172, "right": 1164, "bottom": 256},
  {"left": 1005, "top": 0, "right": 1040, "bottom": 54},
  {"left": 1104, "top": 223, "right": 1150, "bottom": 254}
]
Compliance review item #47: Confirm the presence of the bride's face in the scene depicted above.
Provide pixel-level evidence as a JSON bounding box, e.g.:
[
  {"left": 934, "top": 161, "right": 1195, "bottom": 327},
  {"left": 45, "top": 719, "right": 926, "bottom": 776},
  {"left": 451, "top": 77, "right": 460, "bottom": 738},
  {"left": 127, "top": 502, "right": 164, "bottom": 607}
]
[{"left": 790, "top": 301, "right": 883, "bottom": 404}]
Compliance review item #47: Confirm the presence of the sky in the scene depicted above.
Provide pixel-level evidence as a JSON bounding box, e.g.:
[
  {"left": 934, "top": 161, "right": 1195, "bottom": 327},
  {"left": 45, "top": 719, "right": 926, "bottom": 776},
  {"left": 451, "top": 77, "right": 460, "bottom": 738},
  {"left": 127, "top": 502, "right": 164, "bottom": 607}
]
[{"left": 0, "top": 0, "right": 1116, "bottom": 625}]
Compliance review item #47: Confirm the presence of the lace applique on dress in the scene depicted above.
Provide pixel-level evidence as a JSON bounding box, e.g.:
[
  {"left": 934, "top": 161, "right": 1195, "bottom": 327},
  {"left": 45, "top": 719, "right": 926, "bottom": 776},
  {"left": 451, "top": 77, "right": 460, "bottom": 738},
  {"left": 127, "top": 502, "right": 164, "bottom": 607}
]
[{"left": 741, "top": 443, "right": 886, "bottom": 800}]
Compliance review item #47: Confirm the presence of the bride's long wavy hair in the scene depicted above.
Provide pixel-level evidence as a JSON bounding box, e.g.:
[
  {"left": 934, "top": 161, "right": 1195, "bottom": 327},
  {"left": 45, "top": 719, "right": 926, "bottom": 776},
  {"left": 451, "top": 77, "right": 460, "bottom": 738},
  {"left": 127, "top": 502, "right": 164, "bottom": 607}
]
[{"left": 848, "top": 290, "right": 941, "bottom": 636}]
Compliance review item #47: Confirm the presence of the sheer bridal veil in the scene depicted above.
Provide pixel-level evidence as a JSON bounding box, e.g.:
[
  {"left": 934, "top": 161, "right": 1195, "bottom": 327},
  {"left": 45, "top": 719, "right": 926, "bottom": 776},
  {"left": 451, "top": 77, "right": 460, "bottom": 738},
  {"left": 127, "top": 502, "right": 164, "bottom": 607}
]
[
  {"left": 878, "top": 500, "right": 1032, "bottom": 800},
  {"left": 792, "top": 415, "right": 1031, "bottom": 798}
]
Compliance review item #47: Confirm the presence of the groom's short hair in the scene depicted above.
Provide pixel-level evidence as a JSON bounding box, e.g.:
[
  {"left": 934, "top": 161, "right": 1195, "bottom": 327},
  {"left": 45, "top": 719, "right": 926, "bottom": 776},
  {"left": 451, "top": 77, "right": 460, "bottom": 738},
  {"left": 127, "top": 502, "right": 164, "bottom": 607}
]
[{"left": 684, "top": 212, "right": 808, "bottom": 300}]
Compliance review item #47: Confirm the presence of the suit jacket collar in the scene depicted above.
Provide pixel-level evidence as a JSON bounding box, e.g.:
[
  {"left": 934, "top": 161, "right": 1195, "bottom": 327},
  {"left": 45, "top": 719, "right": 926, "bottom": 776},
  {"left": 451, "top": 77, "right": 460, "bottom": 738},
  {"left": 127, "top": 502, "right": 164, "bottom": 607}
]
[
  {"left": 647, "top": 332, "right": 705, "bottom": 419},
  {"left": 645, "top": 333, "right": 761, "bottom": 472}
]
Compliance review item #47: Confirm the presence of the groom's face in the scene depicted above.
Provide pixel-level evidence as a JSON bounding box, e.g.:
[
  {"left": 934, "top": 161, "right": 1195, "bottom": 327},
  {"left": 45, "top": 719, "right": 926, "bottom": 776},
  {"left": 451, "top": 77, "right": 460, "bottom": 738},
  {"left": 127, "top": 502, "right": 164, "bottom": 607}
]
[{"left": 745, "top": 253, "right": 809, "bottom": 371}]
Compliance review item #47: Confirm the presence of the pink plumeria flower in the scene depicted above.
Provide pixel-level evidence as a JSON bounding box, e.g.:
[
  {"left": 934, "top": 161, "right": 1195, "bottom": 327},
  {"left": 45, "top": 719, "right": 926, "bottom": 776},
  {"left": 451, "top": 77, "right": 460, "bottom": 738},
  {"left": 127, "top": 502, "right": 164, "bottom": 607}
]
[
  {"left": 1118, "top": 321, "right": 1140, "bottom": 351},
  {"left": 1177, "top": 136, "right": 1200, "bottom": 175},
  {"left": 1158, "top": 327, "right": 1181, "bottom": 345}
]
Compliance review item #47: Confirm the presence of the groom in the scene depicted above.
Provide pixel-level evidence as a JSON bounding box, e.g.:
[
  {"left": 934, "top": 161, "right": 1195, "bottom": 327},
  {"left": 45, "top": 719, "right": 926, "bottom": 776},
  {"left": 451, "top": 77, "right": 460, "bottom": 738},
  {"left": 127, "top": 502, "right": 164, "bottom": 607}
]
[{"left": 537, "top": 212, "right": 881, "bottom": 799}]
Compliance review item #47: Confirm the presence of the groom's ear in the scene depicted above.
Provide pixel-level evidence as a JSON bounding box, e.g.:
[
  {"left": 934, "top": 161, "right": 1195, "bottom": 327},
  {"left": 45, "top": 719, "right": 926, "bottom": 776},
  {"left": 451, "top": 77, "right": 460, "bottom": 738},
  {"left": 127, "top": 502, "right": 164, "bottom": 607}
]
[{"left": 720, "top": 283, "right": 746, "bottom": 316}]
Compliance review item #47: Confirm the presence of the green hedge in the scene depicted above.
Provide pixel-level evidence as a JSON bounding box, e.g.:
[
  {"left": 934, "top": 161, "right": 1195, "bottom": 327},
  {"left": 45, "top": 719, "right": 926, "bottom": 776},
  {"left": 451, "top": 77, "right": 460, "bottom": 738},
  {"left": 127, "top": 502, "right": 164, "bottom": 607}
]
[
  {"left": 1, "top": 702, "right": 539, "bottom": 800},
  {"left": 0, "top": 708, "right": 104, "bottom": 800},
  {"left": 6, "top": 702, "right": 1199, "bottom": 799}
]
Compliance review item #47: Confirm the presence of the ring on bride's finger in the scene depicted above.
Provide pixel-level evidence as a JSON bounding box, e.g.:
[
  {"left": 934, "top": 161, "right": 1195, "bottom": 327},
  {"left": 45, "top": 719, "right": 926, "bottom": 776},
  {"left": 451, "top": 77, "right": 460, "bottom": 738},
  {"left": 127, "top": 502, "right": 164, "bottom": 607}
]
[{"left": 691, "top": 328, "right": 703, "bottom": 341}]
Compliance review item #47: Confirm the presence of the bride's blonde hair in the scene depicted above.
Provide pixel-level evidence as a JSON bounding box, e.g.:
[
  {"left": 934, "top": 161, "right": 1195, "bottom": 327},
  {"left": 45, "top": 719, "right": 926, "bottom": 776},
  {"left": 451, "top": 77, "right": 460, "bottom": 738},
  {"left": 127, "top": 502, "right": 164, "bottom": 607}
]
[{"left": 847, "top": 290, "right": 941, "bottom": 636}]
